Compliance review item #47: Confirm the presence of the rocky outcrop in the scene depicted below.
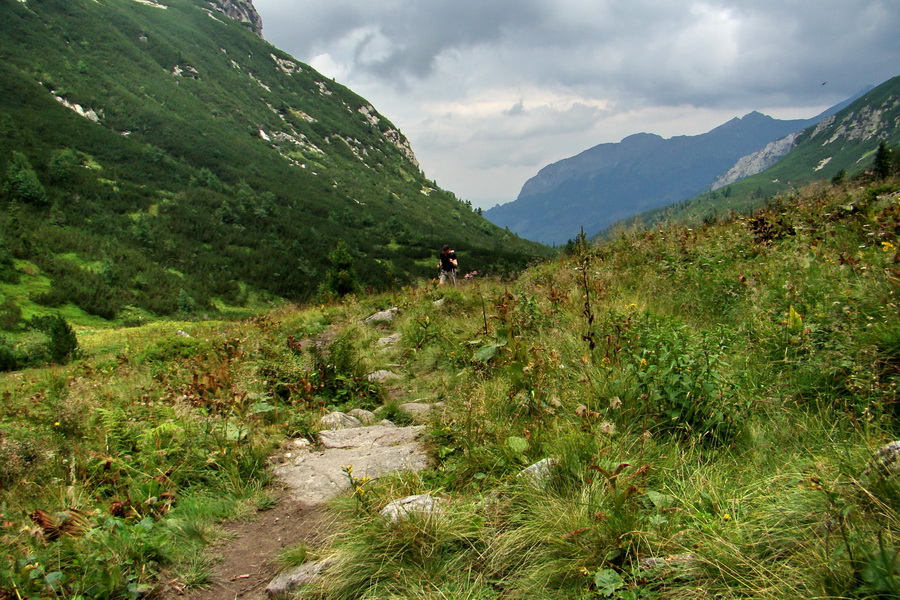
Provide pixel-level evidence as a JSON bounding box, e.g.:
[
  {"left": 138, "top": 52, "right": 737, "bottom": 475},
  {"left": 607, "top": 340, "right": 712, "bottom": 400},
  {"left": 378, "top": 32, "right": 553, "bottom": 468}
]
[
  {"left": 208, "top": 0, "right": 263, "bottom": 37},
  {"left": 711, "top": 132, "right": 800, "bottom": 191}
]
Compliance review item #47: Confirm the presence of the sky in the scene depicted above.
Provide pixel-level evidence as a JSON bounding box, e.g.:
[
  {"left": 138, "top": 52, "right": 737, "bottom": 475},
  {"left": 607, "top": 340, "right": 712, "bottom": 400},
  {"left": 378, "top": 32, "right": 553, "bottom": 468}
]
[{"left": 252, "top": 0, "right": 900, "bottom": 209}]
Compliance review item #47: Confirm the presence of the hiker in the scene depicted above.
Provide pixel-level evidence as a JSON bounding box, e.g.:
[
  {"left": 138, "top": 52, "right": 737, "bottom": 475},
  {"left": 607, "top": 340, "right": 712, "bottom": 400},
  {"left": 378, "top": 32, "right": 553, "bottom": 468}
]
[{"left": 437, "top": 244, "right": 458, "bottom": 286}]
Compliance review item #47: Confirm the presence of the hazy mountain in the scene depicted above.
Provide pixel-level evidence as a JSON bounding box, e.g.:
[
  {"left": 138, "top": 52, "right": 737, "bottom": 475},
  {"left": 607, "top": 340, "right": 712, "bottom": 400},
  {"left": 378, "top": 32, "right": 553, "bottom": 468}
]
[
  {"left": 633, "top": 75, "right": 900, "bottom": 228},
  {"left": 484, "top": 99, "right": 854, "bottom": 245},
  {"left": 0, "top": 0, "right": 549, "bottom": 319}
]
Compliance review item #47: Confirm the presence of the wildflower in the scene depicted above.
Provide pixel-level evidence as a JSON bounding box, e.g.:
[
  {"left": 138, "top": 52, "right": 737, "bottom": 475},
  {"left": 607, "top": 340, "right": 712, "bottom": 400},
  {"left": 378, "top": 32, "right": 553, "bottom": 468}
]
[
  {"left": 722, "top": 513, "right": 731, "bottom": 521},
  {"left": 609, "top": 397, "right": 622, "bottom": 410},
  {"left": 598, "top": 421, "right": 617, "bottom": 436},
  {"left": 53, "top": 422, "right": 60, "bottom": 427},
  {"left": 639, "top": 358, "right": 648, "bottom": 369},
  {"left": 882, "top": 241, "right": 896, "bottom": 253}
]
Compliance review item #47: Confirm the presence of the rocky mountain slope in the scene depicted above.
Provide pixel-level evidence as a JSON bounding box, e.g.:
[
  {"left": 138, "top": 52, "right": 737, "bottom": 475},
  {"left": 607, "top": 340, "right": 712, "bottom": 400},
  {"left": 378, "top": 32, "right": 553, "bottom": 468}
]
[
  {"left": 639, "top": 74, "right": 900, "bottom": 227},
  {"left": 484, "top": 111, "right": 818, "bottom": 245},
  {"left": 0, "top": 0, "right": 549, "bottom": 320},
  {"left": 484, "top": 88, "right": 869, "bottom": 245}
]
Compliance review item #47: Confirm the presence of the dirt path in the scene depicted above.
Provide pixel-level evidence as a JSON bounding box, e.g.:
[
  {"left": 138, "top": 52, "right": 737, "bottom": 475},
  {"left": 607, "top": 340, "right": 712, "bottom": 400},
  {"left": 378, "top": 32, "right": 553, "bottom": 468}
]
[
  {"left": 162, "top": 324, "right": 425, "bottom": 599},
  {"left": 160, "top": 491, "right": 335, "bottom": 600},
  {"left": 161, "top": 423, "right": 428, "bottom": 599}
]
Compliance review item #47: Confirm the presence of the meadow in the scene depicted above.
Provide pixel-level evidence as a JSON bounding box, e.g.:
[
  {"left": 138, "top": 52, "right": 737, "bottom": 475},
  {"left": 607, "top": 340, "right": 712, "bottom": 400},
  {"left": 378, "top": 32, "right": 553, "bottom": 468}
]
[{"left": 1, "top": 176, "right": 899, "bottom": 599}]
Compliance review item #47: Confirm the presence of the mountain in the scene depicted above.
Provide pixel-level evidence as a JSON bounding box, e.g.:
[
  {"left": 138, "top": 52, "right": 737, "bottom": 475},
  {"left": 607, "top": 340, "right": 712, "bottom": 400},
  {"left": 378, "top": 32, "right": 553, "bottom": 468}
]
[
  {"left": 0, "top": 0, "right": 549, "bottom": 320},
  {"left": 485, "top": 108, "right": 836, "bottom": 245},
  {"left": 635, "top": 75, "right": 900, "bottom": 227}
]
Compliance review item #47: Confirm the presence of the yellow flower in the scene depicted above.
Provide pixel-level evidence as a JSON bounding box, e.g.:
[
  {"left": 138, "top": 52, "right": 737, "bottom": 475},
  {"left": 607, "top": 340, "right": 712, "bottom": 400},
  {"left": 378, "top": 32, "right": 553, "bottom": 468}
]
[
  {"left": 722, "top": 513, "right": 731, "bottom": 521},
  {"left": 882, "top": 241, "right": 896, "bottom": 253}
]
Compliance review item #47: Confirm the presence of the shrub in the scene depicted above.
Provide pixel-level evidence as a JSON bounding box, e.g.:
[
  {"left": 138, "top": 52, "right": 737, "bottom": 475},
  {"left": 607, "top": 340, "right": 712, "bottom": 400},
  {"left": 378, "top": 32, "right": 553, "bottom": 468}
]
[
  {"left": 28, "top": 314, "right": 79, "bottom": 363},
  {"left": 3, "top": 151, "right": 47, "bottom": 205}
]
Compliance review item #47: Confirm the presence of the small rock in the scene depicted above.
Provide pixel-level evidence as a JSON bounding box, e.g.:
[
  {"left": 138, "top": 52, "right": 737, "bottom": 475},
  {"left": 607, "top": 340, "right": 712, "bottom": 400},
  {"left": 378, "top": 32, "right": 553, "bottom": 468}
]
[
  {"left": 378, "top": 419, "right": 396, "bottom": 427},
  {"left": 638, "top": 553, "right": 699, "bottom": 581},
  {"left": 347, "top": 408, "right": 376, "bottom": 425},
  {"left": 398, "top": 402, "right": 433, "bottom": 419},
  {"left": 366, "top": 370, "right": 400, "bottom": 382},
  {"left": 866, "top": 441, "right": 900, "bottom": 477},
  {"left": 319, "top": 412, "right": 362, "bottom": 430},
  {"left": 266, "top": 558, "right": 336, "bottom": 596},
  {"left": 380, "top": 494, "right": 445, "bottom": 523},
  {"left": 517, "top": 458, "right": 559, "bottom": 489},
  {"left": 364, "top": 307, "right": 399, "bottom": 324},
  {"left": 433, "top": 298, "right": 445, "bottom": 308},
  {"left": 292, "top": 438, "right": 312, "bottom": 449},
  {"left": 376, "top": 333, "right": 402, "bottom": 347}
]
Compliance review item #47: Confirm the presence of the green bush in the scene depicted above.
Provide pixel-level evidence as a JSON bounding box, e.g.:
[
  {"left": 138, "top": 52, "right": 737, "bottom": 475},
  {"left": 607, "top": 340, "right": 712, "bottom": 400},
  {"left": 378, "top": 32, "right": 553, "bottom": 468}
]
[{"left": 28, "top": 314, "right": 79, "bottom": 363}]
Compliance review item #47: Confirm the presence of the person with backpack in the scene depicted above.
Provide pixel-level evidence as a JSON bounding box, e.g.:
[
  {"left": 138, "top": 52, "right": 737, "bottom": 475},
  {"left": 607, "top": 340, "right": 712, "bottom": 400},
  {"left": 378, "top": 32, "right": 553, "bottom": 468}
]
[{"left": 437, "top": 244, "right": 458, "bottom": 286}]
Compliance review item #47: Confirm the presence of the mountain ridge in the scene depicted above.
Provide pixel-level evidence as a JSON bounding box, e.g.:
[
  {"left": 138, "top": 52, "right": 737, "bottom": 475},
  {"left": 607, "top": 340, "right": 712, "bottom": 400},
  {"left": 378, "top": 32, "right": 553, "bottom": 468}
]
[{"left": 485, "top": 110, "right": 818, "bottom": 245}]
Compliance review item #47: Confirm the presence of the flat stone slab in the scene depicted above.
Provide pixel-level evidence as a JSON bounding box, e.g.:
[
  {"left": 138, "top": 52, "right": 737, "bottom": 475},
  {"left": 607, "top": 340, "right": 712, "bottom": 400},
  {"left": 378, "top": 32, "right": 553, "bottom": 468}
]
[{"left": 273, "top": 425, "right": 427, "bottom": 504}]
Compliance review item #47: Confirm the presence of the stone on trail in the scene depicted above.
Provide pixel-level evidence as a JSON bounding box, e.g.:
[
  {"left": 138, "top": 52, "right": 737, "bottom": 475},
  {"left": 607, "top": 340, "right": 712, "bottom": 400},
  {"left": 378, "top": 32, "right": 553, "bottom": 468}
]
[
  {"left": 380, "top": 494, "right": 445, "bottom": 523},
  {"left": 376, "top": 332, "right": 402, "bottom": 347},
  {"left": 398, "top": 402, "right": 434, "bottom": 420},
  {"left": 366, "top": 369, "right": 400, "bottom": 382},
  {"left": 347, "top": 408, "right": 376, "bottom": 425},
  {"left": 318, "top": 411, "right": 362, "bottom": 430},
  {"left": 266, "top": 558, "right": 336, "bottom": 597},
  {"left": 273, "top": 425, "right": 427, "bottom": 505},
  {"left": 364, "top": 307, "right": 399, "bottom": 324}
]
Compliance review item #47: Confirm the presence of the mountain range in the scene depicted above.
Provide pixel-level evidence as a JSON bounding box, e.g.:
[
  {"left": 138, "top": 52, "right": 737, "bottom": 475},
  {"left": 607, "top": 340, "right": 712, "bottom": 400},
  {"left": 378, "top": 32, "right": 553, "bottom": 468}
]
[
  {"left": 484, "top": 85, "right": 877, "bottom": 245},
  {"left": 0, "top": 0, "right": 549, "bottom": 321}
]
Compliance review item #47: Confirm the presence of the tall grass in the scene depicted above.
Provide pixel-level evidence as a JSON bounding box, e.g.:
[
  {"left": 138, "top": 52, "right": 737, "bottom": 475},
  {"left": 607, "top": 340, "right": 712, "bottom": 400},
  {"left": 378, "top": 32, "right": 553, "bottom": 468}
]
[{"left": 2, "top": 179, "right": 899, "bottom": 599}]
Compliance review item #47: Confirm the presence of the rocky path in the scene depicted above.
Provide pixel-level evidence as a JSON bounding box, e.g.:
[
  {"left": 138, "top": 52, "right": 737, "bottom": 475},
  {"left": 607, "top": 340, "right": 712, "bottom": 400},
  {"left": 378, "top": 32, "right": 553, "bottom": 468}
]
[
  {"left": 162, "top": 311, "right": 433, "bottom": 599},
  {"left": 162, "top": 421, "right": 430, "bottom": 600}
]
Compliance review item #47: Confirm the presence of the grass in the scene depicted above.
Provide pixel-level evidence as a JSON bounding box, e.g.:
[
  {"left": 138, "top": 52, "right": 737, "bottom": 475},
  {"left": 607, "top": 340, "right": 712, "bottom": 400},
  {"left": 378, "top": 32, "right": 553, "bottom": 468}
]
[{"left": 1, "top": 178, "right": 899, "bottom": 598}]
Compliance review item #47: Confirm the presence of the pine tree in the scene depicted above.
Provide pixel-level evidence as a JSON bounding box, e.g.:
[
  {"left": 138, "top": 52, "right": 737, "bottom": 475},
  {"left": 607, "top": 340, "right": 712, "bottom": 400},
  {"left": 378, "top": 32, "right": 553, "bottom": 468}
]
[
  {"left": 324, "top": 240, "right": 359, "bottom": 297},
  {"left": 873, "top": 141, "right": 893, "bottom": 180}
]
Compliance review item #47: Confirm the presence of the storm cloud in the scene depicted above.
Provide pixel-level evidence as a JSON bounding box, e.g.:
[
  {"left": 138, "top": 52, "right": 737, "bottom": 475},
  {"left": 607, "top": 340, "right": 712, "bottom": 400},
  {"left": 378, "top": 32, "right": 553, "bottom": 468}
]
[{"left": 253, "top": 0, "right": 900, "bottom": 207}]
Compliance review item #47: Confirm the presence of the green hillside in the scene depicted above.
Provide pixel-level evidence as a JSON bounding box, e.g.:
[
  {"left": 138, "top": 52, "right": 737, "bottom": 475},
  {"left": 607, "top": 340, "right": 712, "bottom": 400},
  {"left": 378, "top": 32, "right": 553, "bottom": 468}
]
[
  {"left": 623, "top": 75, "right": 900, "bottom": 230},
  {"left": 0, "top": 0, "right": 550, "bottom": 324},
  {"left": 1, "top": 176, "right": 899, "bottom": 598}
]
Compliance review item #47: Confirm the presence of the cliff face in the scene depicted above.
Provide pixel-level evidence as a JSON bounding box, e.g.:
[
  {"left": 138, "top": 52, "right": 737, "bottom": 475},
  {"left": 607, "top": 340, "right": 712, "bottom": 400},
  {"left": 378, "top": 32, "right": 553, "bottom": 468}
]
[
  {"left": 209, "top": 0, "right": 263, "bottom": 37},
  {"left": 711, "top": 133, "right": 800, "bottom": 191}
]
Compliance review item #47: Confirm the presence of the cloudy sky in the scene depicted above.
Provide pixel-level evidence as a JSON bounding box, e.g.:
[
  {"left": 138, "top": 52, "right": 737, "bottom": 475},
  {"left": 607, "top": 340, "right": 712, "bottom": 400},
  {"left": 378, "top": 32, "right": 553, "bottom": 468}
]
[{"left": 252, "top": 0, "right": 899, "bottom": 209}]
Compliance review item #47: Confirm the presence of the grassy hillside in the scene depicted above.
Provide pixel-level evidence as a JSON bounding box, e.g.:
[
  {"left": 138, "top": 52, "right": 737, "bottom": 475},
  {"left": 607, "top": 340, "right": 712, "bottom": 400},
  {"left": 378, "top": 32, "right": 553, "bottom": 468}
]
[
  {"left": 0, "top": 0, "right": 550, "bottom": 326},
  {"left": 1, "top": 175, "right": 899, "bottom": 598}
]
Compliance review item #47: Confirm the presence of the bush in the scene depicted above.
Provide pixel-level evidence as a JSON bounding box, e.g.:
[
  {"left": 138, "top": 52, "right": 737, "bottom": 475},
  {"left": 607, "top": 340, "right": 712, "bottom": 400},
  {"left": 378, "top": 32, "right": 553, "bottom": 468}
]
[
  {"left": 3, "top": 151, "right": 47, "bottom": 205},
  {"left": 28, "top": 314, "right": 79, "bottom": 363}
]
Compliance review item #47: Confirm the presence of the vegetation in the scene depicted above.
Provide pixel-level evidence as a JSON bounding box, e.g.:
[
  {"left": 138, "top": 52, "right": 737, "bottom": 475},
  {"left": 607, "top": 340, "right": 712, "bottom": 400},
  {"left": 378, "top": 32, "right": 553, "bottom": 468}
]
[
  {"left": 0, "top": 0, "right": 550, "bottom": 324},
  {"left": 1, "top": 174, "right": 898, "bottom": 599}
]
